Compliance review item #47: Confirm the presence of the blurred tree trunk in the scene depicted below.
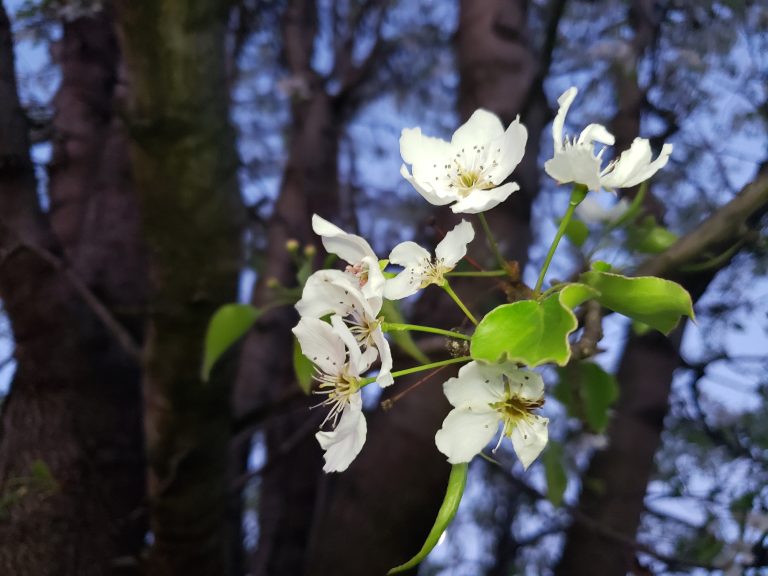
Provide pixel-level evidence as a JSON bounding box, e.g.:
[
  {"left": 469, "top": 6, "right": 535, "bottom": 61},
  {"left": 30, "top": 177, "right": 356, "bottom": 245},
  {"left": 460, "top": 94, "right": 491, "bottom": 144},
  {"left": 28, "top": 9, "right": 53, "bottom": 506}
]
[
  {"left": 0, "top": 5, "right": 147, "bottom": 575},
  {"left": 306, "top": 2, "right": 562, "bottom": 575},
  {"left": 115, "top": 1, "right": 243, "bottom": 575},
  {"left": 237, "top": 1, "right": 345, "bottom": 574}
]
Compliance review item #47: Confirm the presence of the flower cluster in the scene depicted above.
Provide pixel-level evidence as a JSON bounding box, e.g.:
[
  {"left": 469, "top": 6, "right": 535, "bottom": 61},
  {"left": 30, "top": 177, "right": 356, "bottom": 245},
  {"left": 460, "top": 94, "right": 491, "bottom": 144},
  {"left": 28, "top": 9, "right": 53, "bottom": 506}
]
[{"left": 294, "top": 86, "right": 673, "bottom": 474}]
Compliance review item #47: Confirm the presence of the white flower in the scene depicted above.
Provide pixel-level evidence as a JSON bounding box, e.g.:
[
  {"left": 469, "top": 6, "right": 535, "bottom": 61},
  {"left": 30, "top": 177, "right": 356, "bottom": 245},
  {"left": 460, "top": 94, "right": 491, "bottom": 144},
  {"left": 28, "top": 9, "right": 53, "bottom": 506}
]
[
  {"left": 296, "top": 270, "right": 393, "bottom": 387},
  {"left": 384, "top": 220, "right": 474, "bottom": 300},
  {"left": 399, "top": 110, "right": 527, "bottom": 214},
  {"left": 575, "top": 196, "right": 630, "bottom": 224},
  {"left": 312, "top": 214, "right": 385, "bottom": 299},
  {"left": 544, "top": 87, "right": 672, "bottom": 192},
  {"left": 435, "top": 361, "right": 549, "bottom": 469},
  {"left": 292, "top": 316, "right": 370, "bottom": 472}
]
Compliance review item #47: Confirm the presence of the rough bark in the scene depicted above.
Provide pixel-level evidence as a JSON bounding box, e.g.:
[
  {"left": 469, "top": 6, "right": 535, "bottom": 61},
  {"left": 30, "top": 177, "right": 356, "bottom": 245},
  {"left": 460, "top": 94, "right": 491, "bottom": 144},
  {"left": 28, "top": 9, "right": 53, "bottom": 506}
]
[
  {"left": 556, "top": 170, "right": 768, "bottom": 576},
  {"left": 0, "top": 5, "right": 147, "bottom": 575},
  {"left": 115, "top": 2, "right": 243, "bottom": 575}
]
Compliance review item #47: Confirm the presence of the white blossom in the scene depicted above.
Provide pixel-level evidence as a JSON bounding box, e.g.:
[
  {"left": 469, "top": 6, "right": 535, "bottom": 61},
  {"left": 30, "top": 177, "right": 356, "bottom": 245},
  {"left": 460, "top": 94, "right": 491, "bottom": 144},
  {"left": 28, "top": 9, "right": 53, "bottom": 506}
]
[
  {"left": 296, "top": 270, "right": 393, "bottom": 387},
  {"left": 399, "top": 110, "right": 527, "bottom": 213},
  {"left": 312, "top": 214, "right": 385, "bottom": 299},
  {"left": 575, "top": 196, "right": 630, "bottom": 224},
  {"left": 384, "top": 220, "right": 474, "bottom": 300},
  {"left": 435, "top": 361, "right": 549, "bottom": 469},
  {"left": 292, "top": 316, "right": 370, "bottom": 472},
  {"left": 544, "top": 87, "right": 673, "bottom": 192}
]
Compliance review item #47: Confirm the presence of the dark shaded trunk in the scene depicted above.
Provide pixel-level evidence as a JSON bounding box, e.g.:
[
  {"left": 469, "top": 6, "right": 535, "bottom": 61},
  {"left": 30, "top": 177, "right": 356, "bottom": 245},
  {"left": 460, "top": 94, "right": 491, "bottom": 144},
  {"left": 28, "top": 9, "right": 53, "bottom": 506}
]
[
  {"left": 0, "top": 6, "right": 147, "bottom": 575},
  {"left": 115, "top": 1, "right": 243, "bottom": 574}
]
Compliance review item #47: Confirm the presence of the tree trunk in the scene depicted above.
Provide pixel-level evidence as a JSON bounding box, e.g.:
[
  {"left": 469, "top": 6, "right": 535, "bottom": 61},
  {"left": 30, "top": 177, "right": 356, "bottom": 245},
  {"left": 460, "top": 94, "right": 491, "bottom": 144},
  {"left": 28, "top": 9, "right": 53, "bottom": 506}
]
[
  {"left": 0, "top": 5, "right": 146, "bottom": 575},
  {"left": 115, "top": 2, "right": 243, "bottom": 574}
]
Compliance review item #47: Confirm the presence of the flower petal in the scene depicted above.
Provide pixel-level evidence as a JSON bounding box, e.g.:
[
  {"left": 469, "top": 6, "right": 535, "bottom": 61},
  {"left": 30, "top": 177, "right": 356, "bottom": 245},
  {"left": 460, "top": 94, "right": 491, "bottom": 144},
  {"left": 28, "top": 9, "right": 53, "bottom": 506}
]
[
  {"left": 316, "top": 394, "right": 367, "bottom": 473},
  {"left": 601, "top": 140, "right": 673, "bottom": 189},
  {"left": 435, "top": 408, "right": 500, "bottom": 464},
  {"left": 552, "top": 87, "right": 578, "bottom": 151},
  {"left": 442, "top": 361, "right": 504, "bottom": 410},
  {"left": 435, "top": 220, "right": 474, "bottom": 268},
  {"left": 312, "top": 214, "right": 376, "bottom": 265},
  {"left": 295, "top": 269, "right": 355, "bottom": 318},
  {"left": 578, "top": 123, "right": 615, "bottom": 147},
  {"left": 504, "top": 368, "right": 545, "bottom": 401},
  {"left": 485, "top": 117, "right": 528, "bottom": 184},
  {"left": 292, "top": 317, "right": 345, "bottom": 375},
  {"left": 383, "top": 266, "right": 423, "bottom": 300},
  {"left": 371, "top": 328, "right": 393, "bottom": 388},
  {"left": 388, "top": 241, "right": 430, "bottom": 267},
  {"left": 330, "top": 314, "right": 368, "bottom": 374},
  {"left": 360, "top": 254, "right": 387, "bottom": 302},
  {"left": 509, "top": 415, "right": 549, "bottom": 470},
  {"left": 400, "top": 164, "right": 455, "bottom": 206},
  {"left": 451, "top": 109, "right": 505, "bottom": 150},
  {"left": 449, "top": 182, "right": 519, "bottom": 214},
  {"left": 544, "top": 145, "right": 603, "bottom": 191}
]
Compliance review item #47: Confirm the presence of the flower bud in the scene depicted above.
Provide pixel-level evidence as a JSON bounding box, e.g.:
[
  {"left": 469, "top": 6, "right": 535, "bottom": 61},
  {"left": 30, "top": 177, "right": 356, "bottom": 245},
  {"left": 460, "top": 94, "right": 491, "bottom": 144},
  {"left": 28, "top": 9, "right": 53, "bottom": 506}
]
[{"left": 285, "top": 238, "right": 300, "bottom": 253}]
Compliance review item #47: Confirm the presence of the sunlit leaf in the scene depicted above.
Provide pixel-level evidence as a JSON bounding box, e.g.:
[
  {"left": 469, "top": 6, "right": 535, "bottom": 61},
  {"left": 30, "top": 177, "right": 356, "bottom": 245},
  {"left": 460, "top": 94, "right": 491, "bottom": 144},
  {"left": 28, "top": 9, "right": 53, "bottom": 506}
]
[
  {"left": 580, "top": 270, "right": 694, "bottom": 334},
  {"left": 202, "top": 304, "right": 261, "bottom": 381},
  {"left": 388, "top": 463, "right": 468, "bottom": 574},
  {"left": 470, "top": 284, "right": 598, "bottom": 367}
]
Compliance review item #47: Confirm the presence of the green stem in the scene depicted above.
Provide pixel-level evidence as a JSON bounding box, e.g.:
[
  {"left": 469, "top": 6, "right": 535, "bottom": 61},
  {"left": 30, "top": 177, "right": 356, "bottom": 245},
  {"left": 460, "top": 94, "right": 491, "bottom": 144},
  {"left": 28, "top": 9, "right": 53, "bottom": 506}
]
[
  {"left": 362, "top": 356, "right": 472, "bottom": 386},
  {"left": 382, "top": 322, "right": 471, "bottom": 341},
  {"left": 445, "top": 270, "right": 508, "bottom": 278},
  {"left": 477, "top": 212, "right": 508, "bottom": 272},
  {"left": 534, "top": 184, "right": 588, "bottom": 295},
  {"left": 442, "top": 281, "right": 478, "bottom": 325}
]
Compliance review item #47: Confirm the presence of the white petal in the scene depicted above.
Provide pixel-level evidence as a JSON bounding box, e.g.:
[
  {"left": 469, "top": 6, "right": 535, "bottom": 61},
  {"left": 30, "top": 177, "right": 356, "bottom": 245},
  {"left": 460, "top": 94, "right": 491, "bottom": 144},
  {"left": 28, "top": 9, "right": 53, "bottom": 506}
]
[
  {"left": 400, "top": 164, "right": 455, "bottom": 206},
  {"left": 312, "top": 214, "right": 375, "bottom": 265},
  {"left": 442, "top": 361, "right": 504, "bottom": 410},
  {"left": 485, "top": 117, "right": 528, "bottom": 184},
  {"left": 400, "top": 129, "right": 454, "bottom": 192},
  {"left": 552, "top": 87, "right": 578, "bottom": 151},
  {"left": 451, "top": 109, "right": 505, "bottom": 150},
  {"left": 578, "top": 123, "right": 615, "bottom": 147},
  {"left": 292, "top": 317, "right": 345, "bottom": 375},
  {"left": 295, "top": 269, "right": 354, "bottom": 318},
  {"left": 383, "top": 266, "right": 423, "bottom": 300},
  {"left": 602, "top": 140, "right": 673, "bottom": 189},
  {"left": 544, "top": 146, "right": 603, "bottom": 192},
  {"left": 388, "top": 241, "right": 431, "bottom": 267},
  {"left": 330, "top": 315, "right": 368, "bottom": 374},
  {"left": 435, "top": 408, "right": 500, "bottom": 464},
  {"left": 316, "top": 395, "right": 367, "bottom": 473},
  {"left": 435, "top": 220, "right": 474, "bottom": 268},
  {"left": 504, "top": 368, "right": 545, "bottom": 401},
  {"left": 371, "top": 328, "right": 393, "bottom": 388},
  {"left": 360, "top": 255, "right": 387, "bottom": 302},
  {"left": 509, "top": 415, "right": 549, "bottom": 470},
  {"left": 449, "top": 182, "right": 519, "bottom": 214},
  {"left": 575, "top": 196, "right": 610, "bottom": 223}
]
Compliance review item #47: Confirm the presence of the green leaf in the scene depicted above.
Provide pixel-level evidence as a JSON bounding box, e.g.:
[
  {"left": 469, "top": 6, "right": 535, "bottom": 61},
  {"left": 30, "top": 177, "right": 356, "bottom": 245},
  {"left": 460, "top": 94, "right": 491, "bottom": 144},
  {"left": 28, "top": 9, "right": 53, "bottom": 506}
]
[
  {"left": 293, "top": 336, "right": 314, "bottom": 394},
  {"left": 580, "top": 270, "right": 694, "bottom": 334},
  {"left": 202, "top": 304, "right": 261, "bottom": 381},
  {"left": 563, "top": 217, "right": 589, "bottom": 247},
  {"left": 627, "top": 216, "right": 679, "bottom": 254},
  {"left": 388, "top": 463, "right": 468, "bottom": 574},
  {"left": 471, "top": 284, "right": 598, "bottom": 367},
  {"left": 381, "top": 300, "right": 430, "bottom": 364},
  {"left": 555, "top": 362, "right": 619, "bottom": 433},
  {"left": 543, "top": 442, "right": 567, "bottom": 507},
  {"left": 590, "top": 261, "right": 612, "bottom": 273}
]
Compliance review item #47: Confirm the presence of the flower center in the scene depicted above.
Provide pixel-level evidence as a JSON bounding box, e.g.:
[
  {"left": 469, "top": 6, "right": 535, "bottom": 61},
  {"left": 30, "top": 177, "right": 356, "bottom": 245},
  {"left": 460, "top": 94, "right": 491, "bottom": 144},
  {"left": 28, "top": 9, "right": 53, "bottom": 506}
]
[
  {"left": 345, "top": 262, "right": 369, "bottom": 287},
  {"left": 418, "top": 257, "right": 449, "bottom": 288},
  {"left": 314, "top": 368, "right": 361, "bottom": 426}
]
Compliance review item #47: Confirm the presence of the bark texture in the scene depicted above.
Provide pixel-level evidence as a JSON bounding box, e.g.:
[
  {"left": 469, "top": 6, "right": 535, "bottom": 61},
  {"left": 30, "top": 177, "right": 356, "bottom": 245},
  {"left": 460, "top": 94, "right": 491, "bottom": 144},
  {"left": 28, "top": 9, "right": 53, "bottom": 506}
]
[
  {"left": 115, "top": 2, "right": 243, "bottom": 574},
  {"left": 0, "top": 6, "right": 146, "bottom": 575}
]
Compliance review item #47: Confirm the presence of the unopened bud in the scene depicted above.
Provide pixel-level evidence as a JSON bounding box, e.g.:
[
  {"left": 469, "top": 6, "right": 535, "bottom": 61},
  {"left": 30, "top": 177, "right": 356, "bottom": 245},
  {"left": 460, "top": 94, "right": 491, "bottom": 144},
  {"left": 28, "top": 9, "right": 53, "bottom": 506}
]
[
  {"left": 266, "top": 277, "right": 281, "bottom": 289},
  {"left": 303, "top": 244, "right": 317, "bottom": 258},
  {"left": 285, "top": 239, "right": 300, "bottom": 253}
]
